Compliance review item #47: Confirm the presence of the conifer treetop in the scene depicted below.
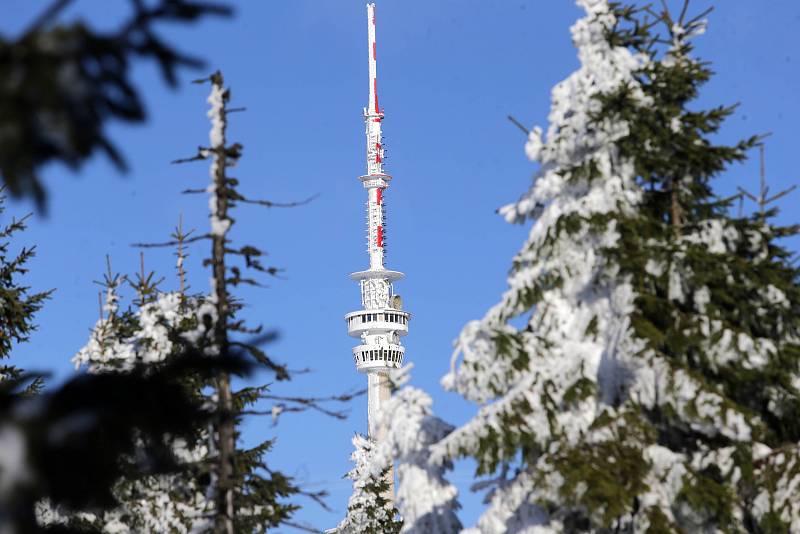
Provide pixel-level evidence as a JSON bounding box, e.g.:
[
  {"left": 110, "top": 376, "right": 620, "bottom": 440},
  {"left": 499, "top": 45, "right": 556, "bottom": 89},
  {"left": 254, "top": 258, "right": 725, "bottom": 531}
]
[{"left": 336, "top": 433, "right": 402, "bottom": 534}]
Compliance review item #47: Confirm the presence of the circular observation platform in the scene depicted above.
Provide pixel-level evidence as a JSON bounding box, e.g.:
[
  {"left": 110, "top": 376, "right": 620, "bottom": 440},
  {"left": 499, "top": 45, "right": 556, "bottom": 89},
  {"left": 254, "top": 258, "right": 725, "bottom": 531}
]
[
  {"left": 345, "top": 309, "right": 410, "bottom": 338},
  {"left": 352, "top": 343, "right": 405, "bottom": 373}
]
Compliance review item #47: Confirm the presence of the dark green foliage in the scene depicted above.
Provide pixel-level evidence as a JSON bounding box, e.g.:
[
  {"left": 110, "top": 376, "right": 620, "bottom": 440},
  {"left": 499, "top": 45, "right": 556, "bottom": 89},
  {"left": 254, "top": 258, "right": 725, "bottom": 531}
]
[
  {"left": 676, "top": 466, "right": 736, "bottom": 530},
  {"left": 0, "top": 0, "right": 232, "bottom": 206},
  {"left": 550, "top": 440, "right": 648, "bottom": 525},
  {"left": 0, "top": 194, "right": 52, "bottom": 394},
  {"left": 604, "top": 0, "right": 800, "bottom": 439}
]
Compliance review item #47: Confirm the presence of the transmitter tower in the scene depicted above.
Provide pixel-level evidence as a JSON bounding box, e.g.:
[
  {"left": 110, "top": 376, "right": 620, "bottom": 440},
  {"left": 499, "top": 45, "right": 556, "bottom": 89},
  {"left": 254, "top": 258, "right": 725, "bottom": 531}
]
[{"left": 345, "top": 2, "right": 409, "bottom": 440}]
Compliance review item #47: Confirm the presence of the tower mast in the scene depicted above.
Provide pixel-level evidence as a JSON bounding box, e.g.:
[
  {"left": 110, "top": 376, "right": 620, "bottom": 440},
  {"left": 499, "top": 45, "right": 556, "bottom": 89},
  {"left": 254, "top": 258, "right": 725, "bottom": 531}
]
[{"left": 345, "top": 2, "right": 409, "bottom": 441}]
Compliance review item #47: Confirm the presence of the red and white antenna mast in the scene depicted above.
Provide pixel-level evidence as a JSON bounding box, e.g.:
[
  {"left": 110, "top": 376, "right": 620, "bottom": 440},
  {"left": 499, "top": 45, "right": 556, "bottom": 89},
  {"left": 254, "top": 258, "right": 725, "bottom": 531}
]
[{"left": 345, "top": 3, "right": 409, "bottom": 441}]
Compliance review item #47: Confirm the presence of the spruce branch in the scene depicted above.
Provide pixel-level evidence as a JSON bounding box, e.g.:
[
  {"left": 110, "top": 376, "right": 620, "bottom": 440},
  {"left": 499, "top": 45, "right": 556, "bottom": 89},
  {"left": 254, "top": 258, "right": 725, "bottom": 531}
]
[
  {"left": 243, "top": 388, "right": 367, "bottom": 422},
  {"left": 677, "top": 0, "right": 690, "bottom": 26},
  {"left": 507, "top": 115, "right": 530, "bottom": 135},
  {"left": 226, "top": 320, "right": 264, "bottom": 335},
  {"left": 238, "top": 194, "right": 319, "bottom": 209},
  {"left": 22, "top": 0, "right": 75, "bottom": 37},
  {"left": 294, "top": 489, "right": 333, "bottom": 513},
  {"left": 230, "top": 341, "right": 289, "bottom": 381},
  {"left": 3, "top": 0, "right": 234, "bottom": 206},
  {"left": 173, "top": 153, "right": 209, "bottom": 164},
  {"left": 129, "top": 252, "right": 164, "bottom": 305},
  {"left": 281, "top": 520, "right": 324, "bottom": 533},
  {"left": 132, "top": 234, "right": 211, "bottom": 248},
  {"left": 172, "top": 214, "right": 193, "bottom": 294},
  {"left": 119, "top": 0, "right": 233, "bottom": 86},
  {"left": 737, "top": 144, "right": 797, "bottom": 221},
  {"left": 687, "top": 6, "right": 713, "bottom": 26}
]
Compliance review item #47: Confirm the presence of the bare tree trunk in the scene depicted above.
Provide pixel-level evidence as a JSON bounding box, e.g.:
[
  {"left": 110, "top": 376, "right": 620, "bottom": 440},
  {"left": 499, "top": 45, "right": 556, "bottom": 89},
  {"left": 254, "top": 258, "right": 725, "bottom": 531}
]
[
  {"left": 208, "top": 72, "right": 235, "bottom": 534},
  {"left": 670, "top": 177, "right": 682, "bottom": 238}
]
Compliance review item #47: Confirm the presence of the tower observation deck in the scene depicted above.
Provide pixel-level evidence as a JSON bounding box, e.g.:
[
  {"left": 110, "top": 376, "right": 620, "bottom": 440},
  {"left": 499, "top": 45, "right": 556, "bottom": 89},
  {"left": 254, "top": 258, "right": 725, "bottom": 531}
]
[{"left": 347, "top": 2, "right": 409, "bottom": 439}]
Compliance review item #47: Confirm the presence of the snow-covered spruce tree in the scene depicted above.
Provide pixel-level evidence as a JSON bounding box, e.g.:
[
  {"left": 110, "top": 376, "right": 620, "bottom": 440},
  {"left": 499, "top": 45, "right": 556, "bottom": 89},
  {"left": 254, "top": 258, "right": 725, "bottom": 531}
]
[
  {"left": 47, "top": 256, "right": 219, "bottom": 532},
  {"left": 336, "top": 367, "right": 460, "bottom": 533},
  {"left": 366, "top": 368, "right": 462, "bottom": 534},
  {"left": 336, "top": 433, "right": 402, "bottom": 534},
  {"left": 0, "top": 192, "right": 51, "bottom": 393},
  {"left": 433, "top": 1, "right": 800, "bottom": 531}
]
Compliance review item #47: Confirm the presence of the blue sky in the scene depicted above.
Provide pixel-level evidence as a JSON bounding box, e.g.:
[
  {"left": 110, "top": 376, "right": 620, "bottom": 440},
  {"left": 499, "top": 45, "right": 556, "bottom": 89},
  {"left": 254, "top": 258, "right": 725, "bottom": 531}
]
[{"left": 4, "top": 0, "right": 800, "bottom": 530}]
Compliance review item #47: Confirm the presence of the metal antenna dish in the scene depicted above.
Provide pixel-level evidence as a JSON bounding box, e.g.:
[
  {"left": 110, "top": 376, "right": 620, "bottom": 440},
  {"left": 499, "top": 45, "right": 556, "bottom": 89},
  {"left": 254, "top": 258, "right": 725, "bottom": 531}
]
[{"left": 391, "top": 294, "right": 403, "bottom": 310}]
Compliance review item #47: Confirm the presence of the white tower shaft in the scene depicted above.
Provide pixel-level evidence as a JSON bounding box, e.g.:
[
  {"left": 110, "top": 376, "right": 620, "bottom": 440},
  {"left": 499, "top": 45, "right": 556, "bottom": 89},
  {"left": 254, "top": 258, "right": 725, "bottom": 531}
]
[{"left": 367, "top": 373, "right": 391, "bottom": 438}]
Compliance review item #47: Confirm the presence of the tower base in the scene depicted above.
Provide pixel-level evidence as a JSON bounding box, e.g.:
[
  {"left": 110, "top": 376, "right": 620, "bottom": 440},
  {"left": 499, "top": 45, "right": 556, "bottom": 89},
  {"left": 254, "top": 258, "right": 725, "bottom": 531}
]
[{"left": 367, "top": 371, "right": 395, "bottom": 504}]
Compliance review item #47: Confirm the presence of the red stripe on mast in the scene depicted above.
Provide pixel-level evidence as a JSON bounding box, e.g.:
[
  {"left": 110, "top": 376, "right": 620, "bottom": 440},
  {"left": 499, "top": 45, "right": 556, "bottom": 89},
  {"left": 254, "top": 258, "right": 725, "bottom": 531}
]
[
  {"left": 373, "top": 79, "right": 379, "bottom": 113},
  {"left": 377, "top": 225, "right": 383, "bottom": 248},
  {"left": 376, "top": 188, "right": 382, "bottom": 204}
]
